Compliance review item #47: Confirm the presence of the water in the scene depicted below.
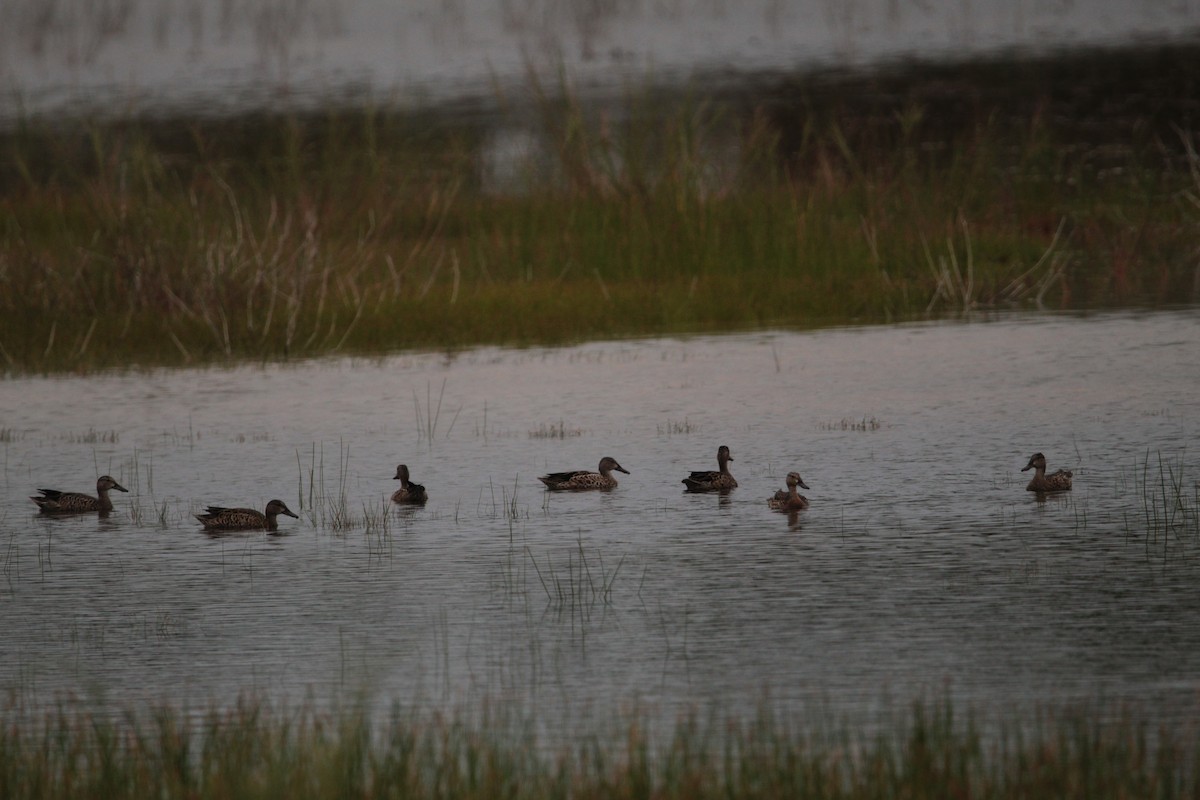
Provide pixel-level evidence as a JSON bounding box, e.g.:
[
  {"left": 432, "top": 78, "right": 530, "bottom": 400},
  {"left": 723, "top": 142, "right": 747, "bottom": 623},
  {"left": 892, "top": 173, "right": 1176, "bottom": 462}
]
[
  {"left": 2, "top": 0, "right": 1198, "bottom": 122},
  {"left": 1, "top": 310, "right": 1199, "bottom": 735}
]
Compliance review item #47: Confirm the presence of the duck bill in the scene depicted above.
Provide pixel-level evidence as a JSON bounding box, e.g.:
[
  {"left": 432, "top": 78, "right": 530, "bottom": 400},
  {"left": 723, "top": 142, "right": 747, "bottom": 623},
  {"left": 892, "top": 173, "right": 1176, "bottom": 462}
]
[
  {"left": 113, "top": 481, "right": 129, "bottom": 492},
  {"left": 1021, "top": 462, "right": 1034, "bottom": 472},
  {"left": 797, "top": 478, "right": 811, "bottom": 490}
]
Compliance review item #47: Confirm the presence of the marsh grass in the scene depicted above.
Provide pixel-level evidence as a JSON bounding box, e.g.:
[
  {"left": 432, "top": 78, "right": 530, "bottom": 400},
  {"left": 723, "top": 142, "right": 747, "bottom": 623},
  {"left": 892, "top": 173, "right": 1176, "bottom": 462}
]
[
  {"left": 4, "top": 44, "right": 1200, "bottom": 374},
  {"left": 821, "top": 416, "right": 883, "bottom": 431},
  {"left": 289, "top": 443, "right": 406, "bottom": 536},
  {"left": 0, "top": 694, "right": 1195, "bottom": 800},
  {"left": 60, "top": 429, "right": 119, "bottom": 444},
  {"left": 296, "top": 441, "right": 362, "bottom": 532},
  {"left": 528, "top": 420, "right": 583, "bottom": 438},
  {"left": 1129, "top": 451, "right": 1200, "bottom": 563},
  {"left": 476, "top": 476, "right": 525, "bottom": 521},
  {"left": 361, "top": 497, "right": 393, "bottom": 533},
  {"left": 922, "top": 215, "right": 1072, "bottom": 314},
  {"left": 658, "top": 418, "right": 697, "bottom": 436},
  {"left": 525, "top": 538, "right": 625, "bottom": 614}
]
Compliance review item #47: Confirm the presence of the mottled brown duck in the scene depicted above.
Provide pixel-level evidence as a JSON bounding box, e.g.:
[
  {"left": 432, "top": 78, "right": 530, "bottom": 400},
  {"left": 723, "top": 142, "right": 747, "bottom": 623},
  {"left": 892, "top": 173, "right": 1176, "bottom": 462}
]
[
  {"left": 391, "top": 464, "right": 428, "bottom": 504},
  {"left": 539, "top": 456, "right": 630, "bottom": 491},
  {"left": 194, "top": 499, "right": 300, "bottom": 531},
  {"left": 31, "top": 475, "right": 128, "bottom": 514},
  {"left": 768, "top": 472, "right": 810, "bottom": 511},
  {"left": 1021, "top": 452, "right": 1073, "bottom": 492},
  {"left": 681, "top": 445, "right": 738, "bottom": 492}
]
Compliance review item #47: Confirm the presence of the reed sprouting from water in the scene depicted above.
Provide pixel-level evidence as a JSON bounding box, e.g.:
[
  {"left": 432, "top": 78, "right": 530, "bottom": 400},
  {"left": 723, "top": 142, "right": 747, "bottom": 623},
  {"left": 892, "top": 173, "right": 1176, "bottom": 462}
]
[
  {"left": 0, "top": 695, "right": 1195, "bottom": 799},
  {"left": 523, "top": 539, "right": 625, "bottom": 613},
  {"left": 294, "top": 441, "right": 378, "bottom": 533},
  {"left": 3, "top": 44, "right": 1200, "bottom": 375},
  {"left": 1130, "top": 451, "right": 1200, "bottom": 562}
]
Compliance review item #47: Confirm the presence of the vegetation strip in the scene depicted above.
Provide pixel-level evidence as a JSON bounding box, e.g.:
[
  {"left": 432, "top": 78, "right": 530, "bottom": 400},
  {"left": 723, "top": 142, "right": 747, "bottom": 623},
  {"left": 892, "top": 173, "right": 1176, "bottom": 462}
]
[
  {"left": 2, "top": 42, "right": 1198, "bottom": 376},
  {"left": 0, "top": 697, "right": 1195, "bottom": 799}
]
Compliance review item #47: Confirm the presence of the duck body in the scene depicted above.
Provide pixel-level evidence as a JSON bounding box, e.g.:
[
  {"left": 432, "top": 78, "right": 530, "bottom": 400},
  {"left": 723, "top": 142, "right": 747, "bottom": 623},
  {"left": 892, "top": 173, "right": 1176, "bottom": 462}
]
[
  {"left": 682, "top": 445, "right": 738, "bottom": 492},
  {"left": 391, "top": 464, "right": 428, "bottom": 504},
  {"left": 195, "top": 499, "right": 299, "bottom": 531},
  {"left": 768, "top": 472, "right": 810, "bottom": 511},
  {"left": 1021, "top": 452, "right": 1073, "bottom": 492},
  {"left": 539, "top": 456, "right": 630, "bottom": 491},
  {"left": 31, "top": 475, "right": 128, "bottom": 513}
]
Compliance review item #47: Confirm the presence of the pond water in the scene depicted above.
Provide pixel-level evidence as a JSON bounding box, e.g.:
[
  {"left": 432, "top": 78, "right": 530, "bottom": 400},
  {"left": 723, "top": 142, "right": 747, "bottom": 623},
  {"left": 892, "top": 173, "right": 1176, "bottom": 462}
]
[
  {"left": 1, "top": 310, "right": 1199, "bottom": 736},
  {"left": 2, "top": 0, "right": 1198, "bottom": 122}
]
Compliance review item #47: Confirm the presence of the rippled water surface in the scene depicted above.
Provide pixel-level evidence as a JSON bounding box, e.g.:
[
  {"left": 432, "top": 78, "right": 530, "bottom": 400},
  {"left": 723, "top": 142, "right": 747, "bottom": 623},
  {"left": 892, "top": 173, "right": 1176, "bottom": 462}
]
[{"left": 2, "top": 311, "right": 1199, "bottom": 732}]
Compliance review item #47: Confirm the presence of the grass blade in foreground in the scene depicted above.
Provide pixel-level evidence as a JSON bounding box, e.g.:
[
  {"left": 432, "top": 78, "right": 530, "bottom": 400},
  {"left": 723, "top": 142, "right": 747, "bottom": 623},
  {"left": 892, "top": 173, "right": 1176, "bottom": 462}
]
[{"left": 0, "top": 697, "right": 1195, "bottom": 799}]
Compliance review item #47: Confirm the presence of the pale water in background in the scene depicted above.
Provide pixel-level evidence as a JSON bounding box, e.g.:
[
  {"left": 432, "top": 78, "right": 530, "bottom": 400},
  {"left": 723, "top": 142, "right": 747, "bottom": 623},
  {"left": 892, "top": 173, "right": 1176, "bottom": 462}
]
[
  {"left": 1, "top": 0, "right": 1198, "bottom": 121},
  {"left": 1, "top": 310, "right": 1199, "bottom": 734}
]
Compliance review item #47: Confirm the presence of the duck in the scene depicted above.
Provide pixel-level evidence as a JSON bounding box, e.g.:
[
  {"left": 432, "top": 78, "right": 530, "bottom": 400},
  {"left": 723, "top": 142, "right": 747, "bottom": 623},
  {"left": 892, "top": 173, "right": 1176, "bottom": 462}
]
[
  {"left": 31, "top": 475, "right": 128, "bottom": 513},
  {"left": 539, "top": 456, "right": 630, "bottom": 491},
  {"left": 681, "top": 445, "right": 738, "bottom": 492},
  {"left": 1021, "top": 452, "right": 1073, "bottom": 492},
  {"left": 768, "top": 472, "right": 810, "bottom": 511},
  {"left": 194, "top": 499, "right": 300, "bottom": 531},
  {"left": 391, "top": 464, "right": 428, "bottom": 504}
]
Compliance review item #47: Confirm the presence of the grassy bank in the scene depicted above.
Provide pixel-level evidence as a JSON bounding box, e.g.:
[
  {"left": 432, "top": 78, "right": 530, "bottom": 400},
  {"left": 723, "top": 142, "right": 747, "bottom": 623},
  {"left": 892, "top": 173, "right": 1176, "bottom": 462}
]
[
  {"left": 0, "top": 696, "right": 1195, "bottom": 799},
  {"left": 2, "top": 43, "right": 1200, "bottom": 375}
]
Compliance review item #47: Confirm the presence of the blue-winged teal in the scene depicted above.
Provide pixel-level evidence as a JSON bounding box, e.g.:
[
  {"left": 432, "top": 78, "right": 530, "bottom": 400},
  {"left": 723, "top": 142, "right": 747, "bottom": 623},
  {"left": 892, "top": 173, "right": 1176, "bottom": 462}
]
[
  {"left": 539, "top": 456, "right": 630, "bottom": 491},
  {"left": 194, "top": 499, "right": 299, "bottom": 531},
  {"left": 31, "top": 475, "right": 128, "bottom": 513},
  {"left": 768, "top": 472, "right": 810, "bottom": 511},
  {"left": 1021, "top": 452, "right": 1073, "bottom": 493},
  {"left": 681, "top": 445, "right": 738, "bottom": 492},
  {"left": 391, "top": 464, "right": 428, "bottom": 504}
]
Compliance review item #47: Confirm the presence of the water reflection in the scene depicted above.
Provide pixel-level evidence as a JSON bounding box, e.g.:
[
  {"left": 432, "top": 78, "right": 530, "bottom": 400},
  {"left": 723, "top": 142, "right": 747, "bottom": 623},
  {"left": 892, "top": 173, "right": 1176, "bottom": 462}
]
[
  {"left": 204, "top": 529, "right": 296, "bottom": 542},
  {"left": 0, "top": 311, "right": 1198, "bottom": 737}
]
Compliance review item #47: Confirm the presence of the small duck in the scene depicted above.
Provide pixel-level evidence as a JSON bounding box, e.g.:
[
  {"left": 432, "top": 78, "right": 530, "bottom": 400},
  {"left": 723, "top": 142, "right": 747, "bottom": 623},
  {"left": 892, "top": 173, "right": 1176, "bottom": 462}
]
[
  {"left": 539, "top": 456, "right": 630, "bottom": 491},
  {"left": 391, "top": 464, "right": 428, "bottom": 504},
  {"left": 31, "top": 475, "right": 128, "bottom": 513},
  {"left": 194, "top": 499, "right": 300, "bottom": 531},
  {"left": 681, "top": 445, "right": 738, "bottom": 492},
  {"left": 1021, "top": 452, "right": 1073, "bottom": 492},
  {"left": 768, "top": 472, "right": 810, "bottom": 511}
]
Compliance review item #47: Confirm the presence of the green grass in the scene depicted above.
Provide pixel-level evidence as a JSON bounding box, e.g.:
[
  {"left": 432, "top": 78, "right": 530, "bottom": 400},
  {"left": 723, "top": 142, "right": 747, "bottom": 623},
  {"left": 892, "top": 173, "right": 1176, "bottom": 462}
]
[
  {"left": 0, "top": 695, "right": 1194, "bottom": 799},
  {"left": 2, "top": 43, "right": 1200, "bottom": 375}
]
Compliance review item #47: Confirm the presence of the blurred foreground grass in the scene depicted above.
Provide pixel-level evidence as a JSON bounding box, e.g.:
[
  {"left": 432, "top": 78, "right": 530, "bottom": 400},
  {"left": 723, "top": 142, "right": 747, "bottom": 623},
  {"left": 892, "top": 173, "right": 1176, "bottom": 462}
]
[{"left": 1, "top": 695, "right": 1196, "bottom": 800}]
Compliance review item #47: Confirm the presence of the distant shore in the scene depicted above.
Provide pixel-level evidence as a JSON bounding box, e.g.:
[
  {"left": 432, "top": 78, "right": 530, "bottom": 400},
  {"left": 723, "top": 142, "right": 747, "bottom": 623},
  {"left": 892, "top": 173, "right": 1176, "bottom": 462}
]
[{"left": 2, "top": 42, "right": 1198, "bottom": 375}]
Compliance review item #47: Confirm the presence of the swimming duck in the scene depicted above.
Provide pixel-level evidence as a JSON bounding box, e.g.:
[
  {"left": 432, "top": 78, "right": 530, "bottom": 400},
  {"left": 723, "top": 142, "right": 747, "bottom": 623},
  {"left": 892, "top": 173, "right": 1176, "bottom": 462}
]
[
  {"left": 391, "top": 464, "right": 428, "bottom": 504},
  {"left": 768, "top": 472, "right": 810, "bottom": 511},
  {"left": 681, "top": 445, "right": 738, "bottom": 492},
  {"left": 1021, "top": 452, "right": 1073, "bottom": 492},
  {"left": 194, "top": 499, "right": 300, "bottom": 531},
  {"left": 770, "top": 472, "right": 811, "bottom": 502},
  {"left": 31, "top": 475, "right": 128, "bottom": 513},
  {"left": 539, "top": 456, "right": 630, "bottom": 491}
]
